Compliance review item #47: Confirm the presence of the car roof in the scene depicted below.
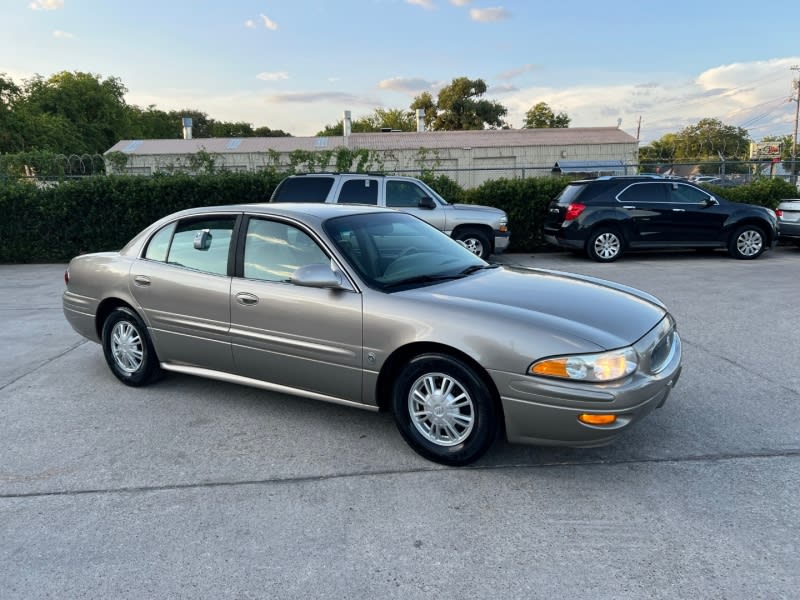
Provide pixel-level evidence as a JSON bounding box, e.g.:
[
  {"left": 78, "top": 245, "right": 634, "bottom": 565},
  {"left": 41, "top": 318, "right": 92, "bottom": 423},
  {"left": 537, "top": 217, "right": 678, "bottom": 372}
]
[{"left": 173, "top": 202, "right": 396, "bottom": 220}]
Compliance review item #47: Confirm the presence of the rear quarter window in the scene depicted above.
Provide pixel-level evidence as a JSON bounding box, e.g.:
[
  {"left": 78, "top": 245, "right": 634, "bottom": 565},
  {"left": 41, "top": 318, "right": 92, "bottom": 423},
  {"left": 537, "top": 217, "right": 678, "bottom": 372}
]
[
  {"left": 554, "top": 183, "right": 589, "bottom": 205},
  {"left": 271, "top": 177, "right": 335, "bottom": 203}
]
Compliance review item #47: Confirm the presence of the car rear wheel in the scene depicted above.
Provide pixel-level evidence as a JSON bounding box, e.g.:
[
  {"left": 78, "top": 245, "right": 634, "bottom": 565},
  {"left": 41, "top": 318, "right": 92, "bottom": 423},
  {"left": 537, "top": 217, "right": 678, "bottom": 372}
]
[
  {"left": 454, "top": 228, "right": 491, "bottom": 260},
  {"left": 587, "top": 228, "right": 624, "bottom": 262},
  {"left": 101, "top": 307, "right": 161, "bottom": 386},
  {"left": 728, "top": 225, "right": 765, "bottom": 260},
  {"left": 392, "top": 354, "right": 497, "bottom": 466}
]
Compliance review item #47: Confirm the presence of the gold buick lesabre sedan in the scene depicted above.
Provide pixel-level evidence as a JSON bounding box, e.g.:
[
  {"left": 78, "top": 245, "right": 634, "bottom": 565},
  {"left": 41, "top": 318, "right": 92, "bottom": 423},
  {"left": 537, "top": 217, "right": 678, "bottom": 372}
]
[{"left": 63, "top": 203, "right": 681, "bottom": 465}]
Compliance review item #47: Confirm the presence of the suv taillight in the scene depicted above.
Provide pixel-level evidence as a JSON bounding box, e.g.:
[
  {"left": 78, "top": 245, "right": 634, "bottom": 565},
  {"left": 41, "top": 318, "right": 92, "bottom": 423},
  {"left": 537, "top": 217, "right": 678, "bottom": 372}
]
[
  {"left": 564, "top": 203, "right": 586, "bottom": 221},
  {"left": 775, "top": 209, "right": 783, "bottom": 218}
]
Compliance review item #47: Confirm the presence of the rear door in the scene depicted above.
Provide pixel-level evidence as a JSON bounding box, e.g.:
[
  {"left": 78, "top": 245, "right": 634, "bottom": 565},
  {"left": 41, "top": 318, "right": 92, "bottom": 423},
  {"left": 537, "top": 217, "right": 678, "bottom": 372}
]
[
  {"left": 615, "top": 182, "right": 673, "bottom": 244},
  {"left": 130, "top": 214, "right": 238, "bottom": 371}
]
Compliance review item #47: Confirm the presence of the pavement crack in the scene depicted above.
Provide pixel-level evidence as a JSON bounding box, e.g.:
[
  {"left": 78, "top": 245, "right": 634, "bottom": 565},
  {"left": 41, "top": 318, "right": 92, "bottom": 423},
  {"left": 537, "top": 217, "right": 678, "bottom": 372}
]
[
  {"left": 0, "top": 339, "right": 89, "bottom": 392},
  {"left": 2, "top": 448, "right": 798, "bottom": 500}
]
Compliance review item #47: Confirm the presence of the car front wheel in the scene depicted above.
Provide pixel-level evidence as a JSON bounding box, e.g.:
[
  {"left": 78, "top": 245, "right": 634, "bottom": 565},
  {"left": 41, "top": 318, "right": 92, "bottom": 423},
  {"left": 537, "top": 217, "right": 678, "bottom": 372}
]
[
  {"left": 728, "top": 225, "right": 765, "bottom": 259},
  {"left": 587, "top": 228, "right": 624, "bottom": 262},
  {"left": 392, "top": 354, "right": 497, "bottom": 466},
  {"left": 101, "top": 306, "right": 161, "bottom": 386}
]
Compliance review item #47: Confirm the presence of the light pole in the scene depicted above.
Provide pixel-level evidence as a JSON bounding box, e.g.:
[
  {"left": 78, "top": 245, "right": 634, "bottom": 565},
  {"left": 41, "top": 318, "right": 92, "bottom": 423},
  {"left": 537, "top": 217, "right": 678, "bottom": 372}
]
[{"left": 792, "top": 66, "right": 800, "bottom": 186}]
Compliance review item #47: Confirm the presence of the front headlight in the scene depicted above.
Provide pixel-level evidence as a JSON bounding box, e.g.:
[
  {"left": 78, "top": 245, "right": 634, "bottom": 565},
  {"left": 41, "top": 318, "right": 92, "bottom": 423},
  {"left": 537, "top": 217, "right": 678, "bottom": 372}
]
[{"left": 529, "top": 348, "right": 638, "bottom": 382}]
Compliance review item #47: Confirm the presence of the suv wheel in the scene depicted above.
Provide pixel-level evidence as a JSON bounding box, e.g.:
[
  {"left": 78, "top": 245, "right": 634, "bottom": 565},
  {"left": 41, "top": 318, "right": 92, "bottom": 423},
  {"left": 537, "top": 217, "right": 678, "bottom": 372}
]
[
  {"left": 587, "top": 228, "right": 624, "bottom": 262},
  {"left": 728, "top": 225, "right": 765, "bottom": 260}
]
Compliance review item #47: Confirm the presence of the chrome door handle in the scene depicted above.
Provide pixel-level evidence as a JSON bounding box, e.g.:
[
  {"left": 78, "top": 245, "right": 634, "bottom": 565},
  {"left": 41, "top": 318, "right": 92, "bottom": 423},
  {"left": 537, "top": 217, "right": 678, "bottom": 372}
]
[
  {"left": 133, "top": 275, "right": 151, "bottom": 286},
  {"left": 622, "top": 205, "right": 636, "bottom": 210},
  {"left": 235, "top": 292, "right": 259, "bottom": 306},
  {"left": 671, "top": 208, "right": 686, "bottom": 212}
]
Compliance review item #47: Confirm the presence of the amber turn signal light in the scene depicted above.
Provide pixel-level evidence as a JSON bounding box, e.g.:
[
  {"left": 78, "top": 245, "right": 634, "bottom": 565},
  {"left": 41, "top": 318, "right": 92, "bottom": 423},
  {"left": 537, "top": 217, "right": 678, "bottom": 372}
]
[{"left": 578, "top": 413, "right": 617, "bottom": 426}]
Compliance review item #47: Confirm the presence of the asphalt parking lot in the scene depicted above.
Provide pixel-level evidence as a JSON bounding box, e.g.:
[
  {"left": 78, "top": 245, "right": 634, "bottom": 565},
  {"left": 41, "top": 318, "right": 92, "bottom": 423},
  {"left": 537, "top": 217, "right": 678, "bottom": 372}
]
[{"left": 2, "top": 246, "right": 799, "bottom": 599}]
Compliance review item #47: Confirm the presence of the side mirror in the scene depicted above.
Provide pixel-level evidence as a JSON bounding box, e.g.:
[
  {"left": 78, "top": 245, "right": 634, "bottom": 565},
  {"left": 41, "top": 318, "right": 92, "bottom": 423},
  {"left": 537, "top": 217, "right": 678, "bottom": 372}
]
[
  {"left": 418, "top": 196, "right": 436, "bottom": 210},
  {"left": 704, "top": 197, "right": 719, "bottom": 207},
  {"left": 193, "top": 229, "right": 212, "bottom": 250},
  {"left": 291, "top": 264, "right": 345, "bottom": 289}
]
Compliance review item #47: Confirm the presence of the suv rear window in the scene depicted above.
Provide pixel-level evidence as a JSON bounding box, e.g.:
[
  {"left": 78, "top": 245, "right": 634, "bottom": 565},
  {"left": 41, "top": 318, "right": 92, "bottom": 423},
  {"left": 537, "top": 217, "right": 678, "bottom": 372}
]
[
  {"left": 554, "top": 183, "right": 588, "bottom": 205},
  {"left": 271, "top": 177, "right": 335, "bottom": 203}
]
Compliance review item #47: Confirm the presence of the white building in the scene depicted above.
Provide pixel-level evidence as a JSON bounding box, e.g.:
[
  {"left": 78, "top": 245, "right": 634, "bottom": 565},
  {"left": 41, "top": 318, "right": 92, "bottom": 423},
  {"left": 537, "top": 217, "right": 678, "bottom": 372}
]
[{"left": 105, "top": 126, "right": 639, "bottom": 189}]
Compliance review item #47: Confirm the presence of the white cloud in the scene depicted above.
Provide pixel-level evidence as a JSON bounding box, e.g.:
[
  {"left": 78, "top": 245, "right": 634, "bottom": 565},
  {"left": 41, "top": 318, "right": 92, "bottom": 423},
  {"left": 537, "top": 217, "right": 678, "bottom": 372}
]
[
  {"left": 450, "top": 0, "right": 471, "bottom": 5},
  {"left": 406, "top": 0, "right": 435, "bottom": 9},
  {"left": 267, "top": 91, "right": 381, "bottom": 106},
  {"left": 496, "top": 63, "right": 538, "bottom": 81},
  {"left": 501, "top": 57, "right": 800, "bottom": 143},
  {"left": 469, "top": 7, "right": 510, "bottom": 22},
  {"left": 259, "top": 14, "right": 278, "bottom": 30},
  {"left": 244, "top": 19, "right": 256, "bottom": 29},
  {"left": 256, "top": 71, "right": 289, "bottom": 81},
  {"left": 30, "top": 0, "right": 63, "bottom": 10},
  {"left": 378, "top": 77, "right": 437, "bottom": 92},
  {"left": 52, "top": 29, "right": 74, "bottom": 39}
]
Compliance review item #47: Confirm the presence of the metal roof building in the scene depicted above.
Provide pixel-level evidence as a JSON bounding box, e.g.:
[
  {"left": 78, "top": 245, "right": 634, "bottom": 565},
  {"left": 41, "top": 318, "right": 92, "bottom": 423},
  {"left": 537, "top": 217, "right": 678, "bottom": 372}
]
[{"left": 106, "top": 127, "right": 639, "bottom": 188}]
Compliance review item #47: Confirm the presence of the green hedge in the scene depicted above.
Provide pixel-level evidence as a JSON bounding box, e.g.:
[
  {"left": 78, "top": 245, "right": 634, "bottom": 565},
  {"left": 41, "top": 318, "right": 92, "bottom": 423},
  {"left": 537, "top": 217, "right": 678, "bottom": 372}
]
[
  {"left": 0, "top": 172, "right": 283, "bottom": 262},
  {"left": 0, "top": 173, "right": 793, "bottom": 263}
]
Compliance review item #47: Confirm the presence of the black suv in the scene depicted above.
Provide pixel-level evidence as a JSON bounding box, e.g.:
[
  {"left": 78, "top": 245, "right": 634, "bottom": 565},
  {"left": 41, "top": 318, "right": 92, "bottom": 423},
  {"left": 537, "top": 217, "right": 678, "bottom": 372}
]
[{"left": 543, "top": 176, "right": 779, "bottom": 261}]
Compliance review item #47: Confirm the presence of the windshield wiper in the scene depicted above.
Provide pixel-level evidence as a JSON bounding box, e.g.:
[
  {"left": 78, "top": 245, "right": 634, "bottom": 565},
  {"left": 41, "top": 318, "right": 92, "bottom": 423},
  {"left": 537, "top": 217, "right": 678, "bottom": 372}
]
[
  {"left": 384, "top": 273, "right": 466, "bottom": 289},
  {"left": 459, "top": 264, "right": 500, "bottom": 275}
]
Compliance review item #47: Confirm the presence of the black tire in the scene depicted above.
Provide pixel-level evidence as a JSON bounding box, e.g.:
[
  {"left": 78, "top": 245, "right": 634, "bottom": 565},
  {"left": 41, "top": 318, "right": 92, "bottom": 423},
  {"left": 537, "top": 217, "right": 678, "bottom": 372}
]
[
  {"left": 586, "top": 227, "right": 624, "bottom": 262},
  {"left": 101, "top": 306, "right": 161, "bottom": 386},
  {"left": 454, "top": 228, "right": 491, "bottom": 260},
  {"left": 391, "top": 353, "right": 497, "bottom": 466},
  {"left": 728, "top": 225, "right": 765, "bottom": 260}
]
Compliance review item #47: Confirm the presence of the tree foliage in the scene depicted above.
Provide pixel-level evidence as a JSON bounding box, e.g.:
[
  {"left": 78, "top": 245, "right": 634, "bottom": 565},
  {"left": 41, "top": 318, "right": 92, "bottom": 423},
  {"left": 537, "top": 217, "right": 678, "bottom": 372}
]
[
  {"left": 411, "top": 77, "right": 507, "bottom": 131},
  {"left": 316, "top": 107, "right": 415, "bottom": 136},
  {"left": 0, "top": 71, "right": 290, "bottom": 155},
  {"left": 640, "top": 118, "right": 751, "bottom": 164},
  {"left": 523, "top": 102, "right": 570, "bottom": 128}
]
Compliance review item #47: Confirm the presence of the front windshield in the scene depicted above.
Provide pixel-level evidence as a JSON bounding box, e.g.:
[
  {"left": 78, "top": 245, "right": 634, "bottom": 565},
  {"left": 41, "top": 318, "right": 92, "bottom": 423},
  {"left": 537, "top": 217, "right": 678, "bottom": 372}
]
[{"left": 323, "top": 212, "right": 488, "bottom": 291}]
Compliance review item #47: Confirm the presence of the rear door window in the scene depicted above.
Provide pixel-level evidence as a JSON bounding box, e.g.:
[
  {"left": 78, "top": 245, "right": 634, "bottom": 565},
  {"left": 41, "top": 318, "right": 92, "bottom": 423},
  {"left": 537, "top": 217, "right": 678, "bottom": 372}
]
[
  {"left": 617, "top": 182, "right": 669, "bottom": 203},
  {"left": 272, "top": 177, "right": 335, "bottom": 203},
  {"left": 337, "top": 179, "right": 379, "bottom": 205},
  {"left": 166, "top": 217, "right": 236, "bottom": 275}
]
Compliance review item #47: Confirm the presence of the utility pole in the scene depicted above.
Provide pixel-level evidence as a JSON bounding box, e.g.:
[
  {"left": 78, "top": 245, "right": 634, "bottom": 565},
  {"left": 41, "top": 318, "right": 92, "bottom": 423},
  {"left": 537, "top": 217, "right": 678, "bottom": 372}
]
[
  {"left": 792, "top": 66, "right": 800, "bottom": 186},
  {"left": 636, "top": 116, "right": 642, "bottom": 140}
]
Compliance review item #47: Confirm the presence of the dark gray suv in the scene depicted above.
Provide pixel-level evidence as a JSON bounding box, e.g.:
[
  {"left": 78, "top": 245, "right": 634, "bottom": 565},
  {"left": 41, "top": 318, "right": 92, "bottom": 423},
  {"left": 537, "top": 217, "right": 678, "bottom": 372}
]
[{"left": 543, "top": 176, "right": 779, "bottom": 261}]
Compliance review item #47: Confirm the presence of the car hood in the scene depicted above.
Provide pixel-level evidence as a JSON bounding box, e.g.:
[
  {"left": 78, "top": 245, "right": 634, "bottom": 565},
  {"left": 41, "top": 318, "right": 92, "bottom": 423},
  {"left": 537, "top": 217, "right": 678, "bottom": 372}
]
[
  {"left": 400, "top": 266, "right": 667, "bottom": 350},
  {"left": 451, "top": 203, "right": 506, "bottom": 216}
]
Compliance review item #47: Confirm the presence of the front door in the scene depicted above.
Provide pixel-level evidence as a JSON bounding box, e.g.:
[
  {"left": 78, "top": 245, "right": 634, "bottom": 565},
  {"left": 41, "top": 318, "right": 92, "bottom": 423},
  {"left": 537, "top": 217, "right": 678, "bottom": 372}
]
[{"left": 229, "top": 217, "right": 364, "bottom": 403}]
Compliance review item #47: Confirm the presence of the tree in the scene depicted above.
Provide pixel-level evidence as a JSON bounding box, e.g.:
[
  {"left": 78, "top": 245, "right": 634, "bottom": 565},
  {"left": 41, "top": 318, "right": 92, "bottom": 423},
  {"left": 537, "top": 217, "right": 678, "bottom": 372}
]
[
  {"left": 410, "top": 92, "right": 436, "bottom": 130},
  {"left": 0, "top": 74, "right": 24, "bottom": 152},
  {"left": 22, "top": 71, "right": 132, "bottom": 154},
  {"left": 316, "top": 107, "right": 415, "bottom": 136},
  {"left": 411, "top": 77, "right": 508, "bottom": 131},
  {"left": 639, "top": 119, "right": 752, "bottom": 174},
  {"left": 523, "top": 102, "right": 570, "bottom": 128}
]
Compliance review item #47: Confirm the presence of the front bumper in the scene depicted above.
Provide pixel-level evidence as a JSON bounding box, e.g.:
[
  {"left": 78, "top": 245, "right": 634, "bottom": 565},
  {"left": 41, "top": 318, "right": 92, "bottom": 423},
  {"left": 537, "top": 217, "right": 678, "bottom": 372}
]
[
  {"left": 493, "top": 230, "right": 510, "bottom": 254},
  {"left": 491, "top": 319, "right": 682, "bottom": 447}
]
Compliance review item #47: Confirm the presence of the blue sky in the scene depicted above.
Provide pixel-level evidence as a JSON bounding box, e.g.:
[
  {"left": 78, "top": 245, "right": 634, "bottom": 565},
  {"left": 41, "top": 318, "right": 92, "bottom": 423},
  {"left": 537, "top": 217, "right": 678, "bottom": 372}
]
[{"left": 2, "top": 0, "right": 800, "bottom": 143}]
